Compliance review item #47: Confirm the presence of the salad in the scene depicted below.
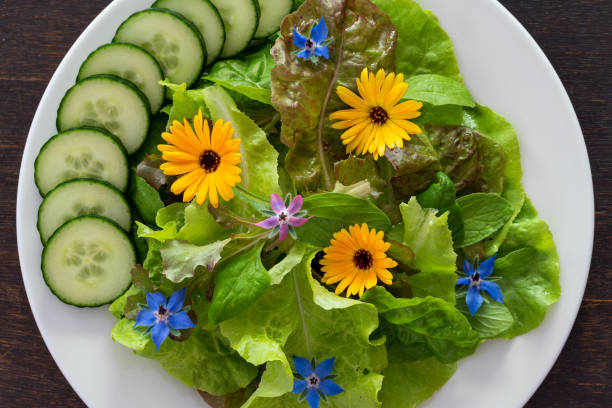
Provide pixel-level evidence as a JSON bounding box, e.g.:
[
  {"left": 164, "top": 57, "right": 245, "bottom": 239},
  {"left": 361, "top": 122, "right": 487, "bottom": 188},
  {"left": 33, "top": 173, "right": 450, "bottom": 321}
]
[{"left": 32, "top": 0, "right": 561, "bottom": 407}]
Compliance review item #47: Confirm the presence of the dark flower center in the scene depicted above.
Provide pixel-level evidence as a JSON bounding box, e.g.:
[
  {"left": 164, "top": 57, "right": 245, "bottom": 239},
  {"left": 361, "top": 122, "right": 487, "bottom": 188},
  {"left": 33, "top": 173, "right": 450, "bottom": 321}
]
[
  {"left": 353, "top": 249, "right": 374, "bottom": 270},
  {"left": 369, "top": 106, "right": 389, "bottom": 125},
  {"left": 307, "top": 374, "right": 320, "bottom": 388},
  {"left": 278, "top": 212, "right": 288, "bottom": 222},
  {"left": 305, "top": 39, "right": 316, "bottom": 51},
  {"left": 471, "top": 272, "right": 481, "bottom": 284},
  {"left": 199, "top": 150, "right": 221, "bottom": 173},
  {"left": 155, "top": 305, "right": 170, "bottom": 322}
]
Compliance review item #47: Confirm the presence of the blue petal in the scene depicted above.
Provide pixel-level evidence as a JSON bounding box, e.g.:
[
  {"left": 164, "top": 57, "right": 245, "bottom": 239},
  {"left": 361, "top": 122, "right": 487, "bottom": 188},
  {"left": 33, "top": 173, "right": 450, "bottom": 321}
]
[
  {"left": 297, "top": 49, "right": 313, "bottom": 59},
  {"left": 134, "top": 309, "right": 156, "bottom": 327},
  {"left": 167, "top": 288, "right": 186, "bottom": 313},
  {"left": 293, "top": 356, "right": 314, "bottom": 378},
  {"left": 146, "top": 292, "right": 166, "bottom": 310},
  {"left": 463, "top": 260, "right": 474, "bottom": 276},
  {"left": 314, "top": 357, "right": 335, "bottom": 378},
  {"left": 456, "top": 277, "right": 471, "bottom": 287},
  {"left": 314, "top": 45, "right": 329, "bottom": 59},
  {"left": 466, "top": 285, "right": 484, "bottom": 316},
  {"left": 151, "top": 322, "right": 170, "bottom": 350},
  {"left": 319, "top": 379, "right": 344, "bottom": 396},
  {"left": 477, "top": 254, "right": 497, "bottom": 279},
  {"left": 480, "top": 280, "right": 504, "bottom": 303},
  {"left": 168, "top": 312, "right": 195, "bottom": 330},
  {"left": 306, "top": 388, "right": 321, "bottom": 408},
  {"left": 293, "top": 28, "right": 308, "bottom": 49},
  {"left": 310, "top": 17, "right": 328, "bottom": 44},
  {"left": 292, "top": 379, "right": 307, "bottom": 394}
]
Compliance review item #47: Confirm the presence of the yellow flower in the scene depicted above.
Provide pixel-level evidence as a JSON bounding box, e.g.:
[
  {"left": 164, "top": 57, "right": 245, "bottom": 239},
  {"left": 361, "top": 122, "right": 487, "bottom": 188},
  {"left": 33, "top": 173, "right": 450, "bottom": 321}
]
[
  {"left": 158, "top": 110, "right": 242, "bottom": 208},
  {"left": 330, "top": 68, "right": 423, "bottom": 160},
  {"left": 320, "top": 223, "right": 397, "bottom": 297}
]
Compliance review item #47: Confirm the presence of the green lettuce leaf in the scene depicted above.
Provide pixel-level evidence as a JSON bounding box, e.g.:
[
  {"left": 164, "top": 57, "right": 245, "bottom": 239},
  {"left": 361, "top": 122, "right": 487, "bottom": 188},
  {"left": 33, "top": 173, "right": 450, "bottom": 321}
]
[
  {"left": 496, "top": 199, "right": 560, "bottom": 338},
  {"left": 456, "top": 193, "right": 513, "bottom": 247},
  {"left": 129, "top": 175, "right": 164, "bottom": 226},
  {"left": 455, "top": 292, "right": 515, "bottom": 339},
  {"left": 160, "top": 238, "right": 231, "bottom": 283},
  {"left": 404, "top": 74, "right": 474, "bottom": 107},
  {"left": 416, "top": 172, "right": 464, "bottom": 243},
  {"left": 271, "top": 0, "right": 397, "bottom": 192},
  {"left": 220, "top": 254, "right": 386, "bottom": 408},
  {"left": 371, "top": 0, "right": 462, "bottom": 82},
  {"left": 201, "top": 85, "right": 281, "bottom": 201},
  {"left": 205, "top": 44, "right": 274, "bottom": 105},
  {"left": 362, "top": 287, "right": 478, "bottom": 363},
  {"left": 209, "top": 242, "right": 271, "bottom": 324}
]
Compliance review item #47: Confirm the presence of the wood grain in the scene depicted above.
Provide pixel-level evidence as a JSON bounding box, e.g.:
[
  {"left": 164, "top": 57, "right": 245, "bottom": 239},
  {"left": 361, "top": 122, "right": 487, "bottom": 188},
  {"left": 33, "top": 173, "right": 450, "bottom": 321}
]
[{"left": 0, "top": 0, "right": 609, "bottom": 406}]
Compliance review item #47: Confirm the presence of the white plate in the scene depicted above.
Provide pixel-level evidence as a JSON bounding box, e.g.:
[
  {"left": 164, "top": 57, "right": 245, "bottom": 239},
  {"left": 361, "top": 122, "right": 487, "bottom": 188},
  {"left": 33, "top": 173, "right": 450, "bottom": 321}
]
[{"left": 16, "top": 0, "right": 594, "bottom": 407}]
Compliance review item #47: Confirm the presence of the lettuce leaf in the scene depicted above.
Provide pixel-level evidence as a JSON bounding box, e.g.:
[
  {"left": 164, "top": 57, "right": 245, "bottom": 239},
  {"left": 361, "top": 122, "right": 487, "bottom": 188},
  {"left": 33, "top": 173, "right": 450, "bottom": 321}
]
[
  {"left": 416, "top": 172, "right": 464, "bottom": 243},
  {"left": 371, "top": 0, "right": 462, "bottom": 82},
  {"left": 220, "top": 253, "right": 386, "bottom": 408},
  {"left": 160, "top": 238, "right": 230, "bottom": 283},
  {"left": 205, "top": 44, "right": 274, "bottom": 105},
  {"left": 271, "top": 0, "right": 397, "bottom": 192},
  {"left": 404, "top": 74, "right": 475, "bottom": 107}
]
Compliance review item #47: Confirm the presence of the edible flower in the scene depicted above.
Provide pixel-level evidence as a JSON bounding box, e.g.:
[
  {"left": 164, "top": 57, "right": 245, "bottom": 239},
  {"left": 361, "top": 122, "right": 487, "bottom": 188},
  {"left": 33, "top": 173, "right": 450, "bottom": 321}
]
[
  {"left": 255, "top": 193, "right": 311, "bottom": 242},
  {"left": 134, "top": 288, "right": 195, "bottom": 349},
  {"left": 320, "top": 223, "right": 397, "bottom": 297},
  {"left": 293, "top": 17, "right": 330, "bottom": 60},
  {"left": 292, "top": 356, "right": 344, "bottom": 408},
  {"left": 158, "top": 110, "right": 242, "bottom": 208},
  {"left": 330, "top": 68, "right": 423, "bottom": 160},
  {"left": 456, "top": 255, "right": 504, "bottom": 316}
]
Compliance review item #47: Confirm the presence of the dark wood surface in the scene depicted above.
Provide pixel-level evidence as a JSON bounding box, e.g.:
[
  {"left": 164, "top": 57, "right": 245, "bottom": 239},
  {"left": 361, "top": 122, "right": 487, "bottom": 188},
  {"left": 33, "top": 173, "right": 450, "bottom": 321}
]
[{"left": 0, "top": 0, "right": 609, "bottom": 406}]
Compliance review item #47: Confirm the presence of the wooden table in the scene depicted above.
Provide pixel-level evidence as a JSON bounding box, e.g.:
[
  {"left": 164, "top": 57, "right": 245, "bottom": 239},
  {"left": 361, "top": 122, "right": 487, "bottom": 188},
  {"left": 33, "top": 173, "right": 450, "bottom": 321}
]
[{"left": 0, "top": 0, "right": 609, "bottom": 406}]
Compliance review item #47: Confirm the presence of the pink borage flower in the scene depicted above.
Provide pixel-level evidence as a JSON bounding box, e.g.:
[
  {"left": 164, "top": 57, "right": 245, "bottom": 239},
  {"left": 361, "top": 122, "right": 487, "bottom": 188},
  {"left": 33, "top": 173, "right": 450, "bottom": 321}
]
[{"left": 256, "top": 194, "right": 312, "bottom": 241}]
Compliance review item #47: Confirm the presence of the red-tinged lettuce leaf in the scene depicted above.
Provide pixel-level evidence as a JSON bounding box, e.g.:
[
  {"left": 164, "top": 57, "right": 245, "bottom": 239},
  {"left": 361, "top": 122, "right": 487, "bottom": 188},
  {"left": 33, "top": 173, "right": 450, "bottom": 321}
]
[{"left": 271, "top": 0, "right": 397, "bottom": 192}]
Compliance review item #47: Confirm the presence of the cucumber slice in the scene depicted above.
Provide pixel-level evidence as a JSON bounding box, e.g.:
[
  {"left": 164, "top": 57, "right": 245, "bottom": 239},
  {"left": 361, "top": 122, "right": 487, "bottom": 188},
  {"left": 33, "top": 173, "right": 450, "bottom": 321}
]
[
  {"left": 42, "top": 216, "right": 136, "bottom": 307},
  {"left": 152, "top": 0, "right": 225, "bottom": 65},
  {"left": 254, "top": 0, "right": 292, "bottom": 39},
  {"left": 210, "top": 0, "right": 260, "bottom": 58},
  {"left": 38, "top": 179, "right": 132, "bottom": 244},
  {"left": 57, "top": 75, "right": 151, "bottom": 154},
  {"left": 114, "top": 8, "right": 205, "bottom": 88},
  {"left": 77, "top": 43, "right": 165, "bottom": 113},
  {"left": 35, "top": 128, "right": 129, "bottom": 196}
]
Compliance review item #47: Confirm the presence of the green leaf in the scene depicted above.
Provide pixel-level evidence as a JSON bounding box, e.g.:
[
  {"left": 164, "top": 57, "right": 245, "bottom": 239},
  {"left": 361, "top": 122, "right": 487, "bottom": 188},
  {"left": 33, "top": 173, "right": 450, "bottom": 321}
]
[
  {"left": 297, "top": 192, "right": 392, "bottom": 247},
  {"left": 371, "top": 0, "right": 462, "bottom": 82},
  {"left": 129, "top": 175, "right": 163, "bottom": 226},
  {"left": 111, "top": 318, "right": 150, "bottom": 351},
  {"left": 405, "top": 271, "right": 457, "bottom": 304},
  {"left": 362, "top": 287, "right": 479, "bottom": 363},
  {"left": 176, "top": 202, "right": 231, "bottom": 245},
  {"left": 160, "top": 239, "right": 231, "bottom": 283},
  {"left": 271, "top": 0, "right": 397, "bottom": 191},
  {"left": 399, "top": 198, "right": 456, "bottom": 274},
  {"left": 456, "top": 291, "right": 515, "bottom": 339},
  {"left": 417, "top": 172, "right": 464, "bottom": 243},
  {"left": 220, "top": 253, "right": 386, "bottom": 408},
  {"left": 404, "top": 74, "right": 475, "bottom": 107},
  {"left": 496, "top": 199, "right": 560, "bottom": 338},
  {"left": 268, "top": 242, "right": 309, "bottom": 285},
  {"left": 201, "top": 85, "right": 281, "bottom": 202},
  {"left": 160, "top": 80, "right": 211, "bottom": 125},
  {"left": 380, "top": 356, "right": 457, "bottom": 408},
  {"left": 209, "top": 242, "right": 271, "bottom": 324},
  {"left": 205, "top": 44, "right": 274, "bottom": 105},
  {"left": 456, "top": 193, "right": 513, "bottom": 247}
]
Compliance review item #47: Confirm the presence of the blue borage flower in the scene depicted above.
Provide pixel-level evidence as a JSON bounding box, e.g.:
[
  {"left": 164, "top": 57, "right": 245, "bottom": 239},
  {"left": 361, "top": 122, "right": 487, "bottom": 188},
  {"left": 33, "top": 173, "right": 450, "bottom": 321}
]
[
  {"left": 293, "top": 17, "right": 331, "bottom": 61},
  {"left": 292, "top": 356, "right": 344, "bottom": 408},
  {"left": 456, "top": 255, "right": 504, "bottom": 316},
  {"left": 134, "top": 288, "right": 195, "bottom": 349},
  {"left": 255, "top": 193, "right": 311, "bottom": 242}
]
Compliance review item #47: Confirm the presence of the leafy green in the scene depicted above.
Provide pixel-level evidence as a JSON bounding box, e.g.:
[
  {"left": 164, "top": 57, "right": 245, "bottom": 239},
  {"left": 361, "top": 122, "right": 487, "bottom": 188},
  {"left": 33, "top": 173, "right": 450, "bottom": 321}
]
[
  {"left": 496, "top": 199, "right": 560, "bottom": 338},
  {"left": 297, "top": 192, "right": 392, "bottom": 247},
  {"left": 160, "top": 81, "right": 210, "bottom": 125},
  {"left": 456, "top": 193, "right": 513, "bottom": 247},
  {"left": 371, "top": 0, "right": 462, "bottom": 82},
  {"left": 379, "top": 356, "right": 456, "bottom": 408},
  {"left": 271, "top": 0, "right": 397, "bottom": 191},
  {"left": 201, "top": 85, "right": 281, "bottom": 202},
  {"left": 220, "top": 254, "right": 386, "bottom": 408},
  {"left": 404, "top": 74, "right": 475, "bottom": 107},
  {"left": 160, "top": 238, "right": 230, "bottom": 283},
  {"left": 205, "top": 44, "right": 274, "bottom": 105},
  {"left": 417, "top": 172, "right": 464, "bottom": 243},
  {"left": 362, "top": 287, "right": 478, "bottom": 363},
  {"left": 268, "top": 242, "right": 309, "bottom": 285},
  {"left": 209, "top": 242, "right": 271, "bottom": 324},
  {"left": 129, "top": 175, "right": 164, "bottom": 226},
  {"left": 455, "top": 291, "right": 515, "bottom": 339}
]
